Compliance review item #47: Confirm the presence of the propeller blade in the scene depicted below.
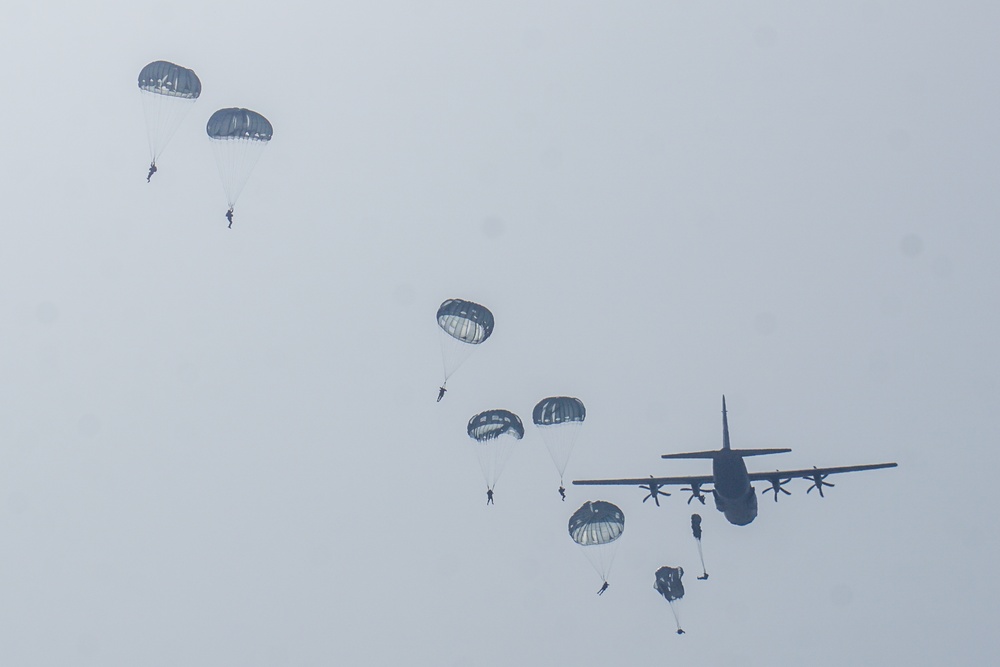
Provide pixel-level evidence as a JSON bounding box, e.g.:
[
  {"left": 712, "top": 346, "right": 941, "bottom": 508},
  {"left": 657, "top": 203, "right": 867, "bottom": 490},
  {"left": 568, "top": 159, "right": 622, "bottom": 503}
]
[
  {"left": 640, "top": 483, "right": 670, "bottom": 507},
  {"left": 763, "top": 474, "right": 793, "bottom": 501},
  {"left": 681, "top": 484, "right": 709, "bottom": 505},
  {"left": 806, "top": 473, "right": 835, "bottom": 497}
]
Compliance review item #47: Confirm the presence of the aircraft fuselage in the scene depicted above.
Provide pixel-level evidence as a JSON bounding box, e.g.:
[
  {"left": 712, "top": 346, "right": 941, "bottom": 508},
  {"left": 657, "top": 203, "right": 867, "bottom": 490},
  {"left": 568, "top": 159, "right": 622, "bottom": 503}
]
[{"left": 711, "top": 451, "right": 758, "bottom": 525}]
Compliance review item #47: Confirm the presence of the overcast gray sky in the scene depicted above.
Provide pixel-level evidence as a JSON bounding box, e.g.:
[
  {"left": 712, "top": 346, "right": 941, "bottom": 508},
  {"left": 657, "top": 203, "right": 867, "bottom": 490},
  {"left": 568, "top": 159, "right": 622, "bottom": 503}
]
[{"left": 0, "top": 1, "right": 996, "bottom": 664}]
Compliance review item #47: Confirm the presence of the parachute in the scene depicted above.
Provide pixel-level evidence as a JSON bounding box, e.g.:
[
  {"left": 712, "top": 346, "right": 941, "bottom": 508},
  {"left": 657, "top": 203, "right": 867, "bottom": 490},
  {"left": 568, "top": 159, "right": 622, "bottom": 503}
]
[
  {"left": 691, "top": 514, "right": 709, "bottom": 580},
  {"left": 653, "top": 566, "right": 686, "bottom": 634},
  {"left": 206, "top": 108, "right": 273, "bottom": 223},
  {"left": 467, "top": 409, "right": 523, "bottom": 497},
  {"left": 568, "top": 501, "right": 624, "bottom": 592},
  {"left": 436, "top": 299, "right": 494, "bottom": 394},
  {"left": 533, "top": 396, "right": 586, "bottom": 491},
  {"left": 138, "top": 60, "right": 201, "bottom": 177}
]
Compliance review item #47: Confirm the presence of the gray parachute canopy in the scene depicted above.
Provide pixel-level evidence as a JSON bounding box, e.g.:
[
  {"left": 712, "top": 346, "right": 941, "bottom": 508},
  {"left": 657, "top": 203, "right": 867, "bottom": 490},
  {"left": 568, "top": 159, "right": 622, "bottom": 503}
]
[
  {"left": 437, "top": 299, "right": 494, "bottom": 344},
  {"left": 654, "top": 566, "right": 685, "bottom": 602},
  {"left": 206, "top": 108, "right": 273, "bottom": 141},
  {"left": 467, "top": 410, "right": 524, "bottom": 442},
  {"left": 568, "top": 501, "right": 624, "bottom": 546},
  {"left": 138, "top": 61, "right": 201, "bottom": 98},
  {"left": 533, "top": 396, "right": 586, "bottom": 426}
]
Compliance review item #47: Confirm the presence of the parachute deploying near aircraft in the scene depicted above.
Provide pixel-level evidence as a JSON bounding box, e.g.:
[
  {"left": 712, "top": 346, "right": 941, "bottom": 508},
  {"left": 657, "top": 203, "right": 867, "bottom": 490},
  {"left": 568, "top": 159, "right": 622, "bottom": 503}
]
[
  {"left": 533, "top": 396, "right": 586, "bottom": 491},
  {"left": 207, "top": 108, "right": 273, "bottom": 226},
  {"left": 138, "top": 60, "right": 201, "bottom": 179},
  {"left": 467, "top": 409, "right": 523, "bottom": 497},
  {"left": 436, "top": 299, "right": 494, "bottom": 396},
  {"left": 654, "top": 566, "right": 686, "bottom": 634},
  {"left": 569, "top": 501, "right": 624, "bottom": 592},
  {"left": 691, "top": 514, "right": 709, "bottom": 580}
]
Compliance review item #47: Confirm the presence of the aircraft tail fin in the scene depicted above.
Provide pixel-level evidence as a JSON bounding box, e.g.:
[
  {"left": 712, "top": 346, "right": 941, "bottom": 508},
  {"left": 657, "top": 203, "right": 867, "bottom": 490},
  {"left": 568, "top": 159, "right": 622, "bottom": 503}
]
[
  {"left": 722, "top": 395, "right": 730, "bottom": 450},
  {"left": 660, "top": 398, "right": 791, "bottom": 460}
]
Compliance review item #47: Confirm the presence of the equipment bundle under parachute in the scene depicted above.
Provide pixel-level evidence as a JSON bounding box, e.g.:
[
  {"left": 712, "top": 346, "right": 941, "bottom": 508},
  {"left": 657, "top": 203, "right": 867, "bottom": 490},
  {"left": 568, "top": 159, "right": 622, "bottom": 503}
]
[
  {"left": 206, "top": 107, "right": 273, "bottom": 226},
  {"left": 467, "top": 409, "right": 523, "bottom": 498},
  {"left": 654, "top": 566, "right": 686, "bottom": 634},
  {"left": 436, "top": 299, "right": 494, "bottom": 397},
  {"left": 533, "top": 396, "right": 586, "bottom": 491},
  {"left": 138, "top": 60, "right": 201, "bottom": 178},
  {"left": 568, "top": 500, "right": 624, "bottom": 594}
]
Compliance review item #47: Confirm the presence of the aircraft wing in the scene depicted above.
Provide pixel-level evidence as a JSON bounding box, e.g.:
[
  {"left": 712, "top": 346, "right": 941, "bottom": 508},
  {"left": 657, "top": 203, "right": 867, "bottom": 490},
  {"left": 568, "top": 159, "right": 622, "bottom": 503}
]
[
  {"left": 747, "top": 462, "right": 897, "bottom": 481},
  {"left": 573, "top": 463, "right": 896, "bottom": 487},
  {"left": 573, "top": 474, "right": 715, "bottom": 487}
]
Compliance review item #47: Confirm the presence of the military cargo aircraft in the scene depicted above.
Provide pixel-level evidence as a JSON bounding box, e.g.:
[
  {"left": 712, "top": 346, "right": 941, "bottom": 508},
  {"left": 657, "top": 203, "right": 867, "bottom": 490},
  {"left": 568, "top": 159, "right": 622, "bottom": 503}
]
[{"left": 574, "top": 397, "right": 897, "bottom": 526}]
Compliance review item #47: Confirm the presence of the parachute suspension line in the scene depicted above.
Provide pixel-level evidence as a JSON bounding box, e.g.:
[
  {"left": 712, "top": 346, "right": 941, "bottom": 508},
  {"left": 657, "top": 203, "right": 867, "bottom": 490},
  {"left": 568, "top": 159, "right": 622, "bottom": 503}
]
[
  {"left": 599, "top": 544, "right": 619, "bottom": 583},
  {"left": 668, "top": 602, "right": 684, "bottom": 635},
  {"left": 537, "top": 421, "right": 583, "bottom": 479},
  {"left": 139, "top": 92, "right": 158, "bottom": 160},
  {"left": 439, "top": 332, "right": 450, "bottom": 383},
  {"left": 695, "top": 540, "right": 708, "bottom": 580},
  {"left": 210, "top": 135, "right": 268, "bottom": 209},
  {"left": 140, "top": 91, "right": 197, "bottom": 163},
  {"left": 475, "top": 436, "right": 517, "bottom": 492},
  {"left": 439, "top": 331, "right": 478, "bottom": 382},
  {"left": 580, "top": 542, "right": 620, "bottom": 585},
  {"left": 140, "top": 91, "right": 162, "bottom": 160}
]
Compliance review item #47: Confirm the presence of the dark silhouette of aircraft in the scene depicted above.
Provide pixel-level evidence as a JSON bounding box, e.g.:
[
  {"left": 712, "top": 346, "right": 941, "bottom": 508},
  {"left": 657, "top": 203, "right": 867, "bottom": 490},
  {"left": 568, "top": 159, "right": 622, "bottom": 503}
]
[{"left": 574, "top": 397, "right": 897, "bottom": 526}]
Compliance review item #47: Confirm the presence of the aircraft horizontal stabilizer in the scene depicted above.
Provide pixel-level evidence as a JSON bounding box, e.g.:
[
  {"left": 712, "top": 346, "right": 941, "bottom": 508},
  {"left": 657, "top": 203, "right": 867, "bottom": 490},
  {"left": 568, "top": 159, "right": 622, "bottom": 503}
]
[
  {"left": 661, "top": 448, "right": 791, "bottom": 460},
  {"left": 729, "top": 448, "right": 792, "bottom": 457},
  {"left": 660, "top": 450, "right": 721, "bottom": 460}
]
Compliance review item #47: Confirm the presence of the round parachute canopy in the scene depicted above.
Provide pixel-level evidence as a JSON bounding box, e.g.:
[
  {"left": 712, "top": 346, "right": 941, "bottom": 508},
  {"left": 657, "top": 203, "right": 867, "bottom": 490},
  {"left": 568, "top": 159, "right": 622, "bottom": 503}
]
[
  {"left": 207, "top": 108, "right": 274, "bottom": 141},
  {"left": 437, "top": 299, "right": 494, "bottom": 345},
  {"left": 437, "top": 299, "right": 494, "bottom": 384},
  {"left": 467, "top": 409, "right": 523, "bottom": 491},
  {"left": 533, "top": 396, "right": 587, "bottom": 480},
  {"left": 468, "top": 410, "right": 524, "bottom": 442},
  {"left": 533, "top": 396, "right": 586, "bottom": 425},
  {"left": 138, "top": 60, "right": 201, "bottom": 164},
  {"left": 206, "top": 108, "right": 273, "bottom": 210},
  {"left": 568, "top": 501, "right": 624, "bottom": 546},
  {"left": 138, "top": 61, "right": 202, "bottom": 99},
  {"left": 654, "top": 566, "right": 685, "bottom": 602}
]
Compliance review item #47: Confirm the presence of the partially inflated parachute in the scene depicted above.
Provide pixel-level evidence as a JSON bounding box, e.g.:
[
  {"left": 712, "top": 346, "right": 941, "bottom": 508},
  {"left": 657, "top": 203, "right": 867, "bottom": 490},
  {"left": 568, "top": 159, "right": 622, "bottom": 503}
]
[
  {"left": 467, "top": 409, "right": 523, "bottom": 495},
  {"left": 654, "top": 566, "right": 686, "bottom": 634},
  {"left": 569, "top": 501, "right": 624, "bottom": 591},
  {"left": 436, "top": 299, "right": 494, "bottom": 392},
  {"left": 138, "top": 60, "right": 201, "bottom": 177},
  {"left": 691, "top": 514, "right": 709, "bottom": 580},
  {"left": 533, "top": 396, "right": 586, "bottom": 489},
  {"left": 207, "top": 108, "right": 273, "bottom": 225}
]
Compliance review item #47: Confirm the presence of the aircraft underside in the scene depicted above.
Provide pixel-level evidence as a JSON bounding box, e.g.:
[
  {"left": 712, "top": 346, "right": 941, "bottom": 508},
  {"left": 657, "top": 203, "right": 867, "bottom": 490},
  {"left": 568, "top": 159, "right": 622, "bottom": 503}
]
[{"left": 713, "top": 486, "right": 758, "bottom": 526}]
